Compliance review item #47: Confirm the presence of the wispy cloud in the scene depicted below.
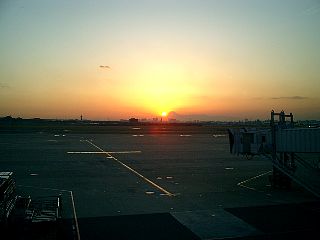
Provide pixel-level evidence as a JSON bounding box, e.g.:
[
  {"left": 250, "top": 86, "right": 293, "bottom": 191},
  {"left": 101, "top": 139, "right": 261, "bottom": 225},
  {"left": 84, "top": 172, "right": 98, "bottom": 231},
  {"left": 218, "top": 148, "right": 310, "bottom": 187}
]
[
  {"left": 301, "top": 4, "right": 320, "bottom": 16},
  {"left": 271, "top": 96, "right": 309, "bottom": 100},
  {"left": 0, "top": 83, "right": 10, "bottom": 89},
  {"left": 99, "top": 65, "right": 110, "bottom": 69}
]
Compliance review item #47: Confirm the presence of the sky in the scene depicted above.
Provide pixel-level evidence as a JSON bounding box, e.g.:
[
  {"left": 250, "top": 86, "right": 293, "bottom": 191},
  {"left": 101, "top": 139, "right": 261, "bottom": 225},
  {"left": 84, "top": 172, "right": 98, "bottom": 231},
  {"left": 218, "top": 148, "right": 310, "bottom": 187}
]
[{"left": 1, "top": 0, "right": 320, "bottom": 120}]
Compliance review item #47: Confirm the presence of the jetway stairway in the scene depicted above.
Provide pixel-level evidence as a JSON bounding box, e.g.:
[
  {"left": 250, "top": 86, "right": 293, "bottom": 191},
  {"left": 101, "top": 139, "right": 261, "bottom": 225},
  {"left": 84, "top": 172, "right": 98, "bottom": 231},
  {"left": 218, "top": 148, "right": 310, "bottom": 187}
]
[
  {"left": 271, "top": 153, "right": 320, "bottom": 197},
  {"left": 228, "top": 111, "right": 320, "bottom": 197}
]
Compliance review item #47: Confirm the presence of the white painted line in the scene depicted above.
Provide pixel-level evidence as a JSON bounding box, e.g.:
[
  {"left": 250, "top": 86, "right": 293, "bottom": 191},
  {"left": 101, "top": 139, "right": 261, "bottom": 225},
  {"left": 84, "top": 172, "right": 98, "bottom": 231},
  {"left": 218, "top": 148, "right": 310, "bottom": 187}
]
[
  {"left": 145, "top": 191, "right": 155, "bottom": 195},
  {"left": 67, "top": 151, "right": 141, "bottom": 154},
  {"left": 212, "top": 134, "right": 227, "bottom": 137},
  {"left": 225, "top": 167, "right": 234, "bottom": 170},
  {"left": 85, "top": 140, "right": 174, "bottom": 196},
  {"left": 110, "top": 151, "right": 142, "bottom": 154},
  {"left": 17, "top": 184, "right": 70, "bottom": 192},
  {"left": 70, "top": 191, "right": 81, "bottom": 240}
]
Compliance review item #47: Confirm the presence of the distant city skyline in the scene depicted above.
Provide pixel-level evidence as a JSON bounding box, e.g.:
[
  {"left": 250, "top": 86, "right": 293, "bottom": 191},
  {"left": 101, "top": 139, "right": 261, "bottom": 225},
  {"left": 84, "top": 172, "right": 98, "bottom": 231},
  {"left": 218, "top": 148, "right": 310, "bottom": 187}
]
[{"left": 1, "top": 0, "right": 320, "bottom": 120}]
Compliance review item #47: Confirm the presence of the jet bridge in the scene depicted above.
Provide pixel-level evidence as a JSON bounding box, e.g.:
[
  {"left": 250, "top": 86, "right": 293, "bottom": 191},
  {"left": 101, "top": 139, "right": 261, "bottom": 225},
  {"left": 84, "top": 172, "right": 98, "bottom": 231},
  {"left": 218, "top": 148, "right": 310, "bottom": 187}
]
[{"left": 228, "top": 111, "right": 320, "bottom": 197}]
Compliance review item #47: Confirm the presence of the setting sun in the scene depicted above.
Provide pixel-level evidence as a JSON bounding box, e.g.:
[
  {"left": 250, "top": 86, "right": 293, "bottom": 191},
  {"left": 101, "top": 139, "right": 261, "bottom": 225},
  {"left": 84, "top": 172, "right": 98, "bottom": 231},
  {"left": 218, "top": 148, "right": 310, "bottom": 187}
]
[{"left": 1, "top": 1, "right": 319, "bottom": 120}]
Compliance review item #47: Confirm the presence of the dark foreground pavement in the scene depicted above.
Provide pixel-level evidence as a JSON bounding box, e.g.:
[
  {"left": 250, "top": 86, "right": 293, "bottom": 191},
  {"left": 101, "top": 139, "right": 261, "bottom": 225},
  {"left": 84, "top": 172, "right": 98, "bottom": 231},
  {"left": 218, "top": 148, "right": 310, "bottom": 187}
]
[{"left": 0, "top": 131, "right": 318, "bottom": 239}]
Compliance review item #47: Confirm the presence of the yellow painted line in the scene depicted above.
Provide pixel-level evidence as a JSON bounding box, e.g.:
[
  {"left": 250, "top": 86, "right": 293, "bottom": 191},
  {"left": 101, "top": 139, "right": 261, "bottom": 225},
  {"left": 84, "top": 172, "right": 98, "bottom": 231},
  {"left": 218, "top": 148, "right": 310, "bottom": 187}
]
[
  {"left": 85, "top": 140, "right": 174, "bottom": 196},
  {"left": 237, "top": 170, "right": 272, "bottom": 191},
  {"left": 237, "top": 170, "right": 272, "bottom": 186},
  {"left": 239, "top": 185, "right": 256, "bottom": 191},
  {"left": 67, "top": 151, "right": 141, "bottom": 154}
]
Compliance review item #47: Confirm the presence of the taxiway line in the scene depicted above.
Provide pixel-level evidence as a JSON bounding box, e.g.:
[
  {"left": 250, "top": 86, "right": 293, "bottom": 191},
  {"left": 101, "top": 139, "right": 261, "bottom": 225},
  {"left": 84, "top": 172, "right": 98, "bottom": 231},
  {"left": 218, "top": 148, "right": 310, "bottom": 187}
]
[
  {"left": 68, "top": 151, "right": 141, "bottom": 154},
  {"left": 237, "top": 170, "right": 272, "bottom": 191},
  {"left": 85, "top": 140, "right": 174, "bottom": 196},
  {"left": 70, "top": 190, "right": 81, "bottom": 240},
  {"left": 238, "top": 170, "right": 272, "bottom": 186}
]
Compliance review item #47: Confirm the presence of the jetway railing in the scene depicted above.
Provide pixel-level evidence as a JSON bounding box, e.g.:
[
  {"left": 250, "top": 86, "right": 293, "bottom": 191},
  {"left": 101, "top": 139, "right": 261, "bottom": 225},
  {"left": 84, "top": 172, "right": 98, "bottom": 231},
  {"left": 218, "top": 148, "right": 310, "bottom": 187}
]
[{"left": 228, "top": 110, "right": 320, "bottom": 198}]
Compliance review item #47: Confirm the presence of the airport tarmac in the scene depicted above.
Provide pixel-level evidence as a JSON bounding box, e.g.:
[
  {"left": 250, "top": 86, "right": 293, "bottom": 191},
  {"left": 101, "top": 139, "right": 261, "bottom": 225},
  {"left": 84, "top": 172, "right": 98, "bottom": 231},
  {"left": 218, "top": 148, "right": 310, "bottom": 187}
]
[{"left": 0, "top": 130, "right": 318, "bottom": 239}]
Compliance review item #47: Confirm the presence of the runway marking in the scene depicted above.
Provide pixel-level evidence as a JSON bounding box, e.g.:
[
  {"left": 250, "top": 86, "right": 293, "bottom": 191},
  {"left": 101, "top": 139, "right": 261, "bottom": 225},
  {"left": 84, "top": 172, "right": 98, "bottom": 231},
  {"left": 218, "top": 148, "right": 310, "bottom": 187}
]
[
  {"left": 239, "top": 185, "right": 256, "bottom": 191},
  {"left": 145, "top": 191, "right": 155, "bottom": 195},
  {"left": 18, "top": 185, "right": 81, "bottom": 240},
  {"left": 68, "top": 151, "right": 141, "bottom": 154},
  {"left": 213, "top": 134, "right": 227, "bottom": 137},
  {"left": 84, "top": 140, "right": 174, "bottom": 196},
  {"left": 237, "top": 170, "right": 272, "bottom": 191},
  {"left": 70, "top": 190, "right": 81, "bottom": 240}
]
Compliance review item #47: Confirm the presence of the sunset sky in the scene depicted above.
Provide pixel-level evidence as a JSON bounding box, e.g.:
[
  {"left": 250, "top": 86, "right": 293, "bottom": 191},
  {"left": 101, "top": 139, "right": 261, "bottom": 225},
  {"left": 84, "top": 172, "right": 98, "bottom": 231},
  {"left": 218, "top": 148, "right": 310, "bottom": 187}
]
[{"left": 1, "top": 0, "right": 319, "bottom": 120}]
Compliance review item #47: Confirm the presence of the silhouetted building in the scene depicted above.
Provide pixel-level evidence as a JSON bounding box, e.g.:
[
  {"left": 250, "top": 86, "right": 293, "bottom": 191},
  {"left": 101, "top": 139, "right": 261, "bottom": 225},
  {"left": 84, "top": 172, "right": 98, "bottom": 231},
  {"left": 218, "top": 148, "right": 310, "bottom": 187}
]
[{"left": 129, "top": 118, "right": 138, "bottom": 123}]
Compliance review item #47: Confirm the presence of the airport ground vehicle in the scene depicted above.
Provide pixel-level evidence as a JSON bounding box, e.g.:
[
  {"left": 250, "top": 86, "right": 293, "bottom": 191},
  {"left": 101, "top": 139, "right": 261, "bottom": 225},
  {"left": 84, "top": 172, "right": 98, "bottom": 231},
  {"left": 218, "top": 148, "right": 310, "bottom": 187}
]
[{"left": 0, "top": 172, "right": 62, "bottom": 238}]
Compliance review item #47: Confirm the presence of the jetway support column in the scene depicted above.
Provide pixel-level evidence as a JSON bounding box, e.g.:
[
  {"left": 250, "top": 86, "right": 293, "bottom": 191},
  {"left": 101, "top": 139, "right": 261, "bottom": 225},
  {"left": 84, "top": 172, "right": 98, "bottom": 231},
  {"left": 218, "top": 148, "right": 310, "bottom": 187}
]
[{"left": 270, "top": 111, "right": 294, "bottom": 189}]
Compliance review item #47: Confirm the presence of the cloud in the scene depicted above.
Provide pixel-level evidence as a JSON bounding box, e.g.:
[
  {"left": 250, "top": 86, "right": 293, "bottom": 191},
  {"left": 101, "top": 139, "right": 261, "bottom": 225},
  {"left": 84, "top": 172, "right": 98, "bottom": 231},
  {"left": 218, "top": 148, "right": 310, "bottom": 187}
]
[
  {"left": 99, "top": 65, "right": 110, "bottom": 69},
  {"left": 301, "top": 4, "right": 320, "bottom": 16},
  {"left": 0, "top": 83, "right": 10, "bottom": 89},
  {"left": 271, "top": 96, "right": 309, "bottom": 100}
]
